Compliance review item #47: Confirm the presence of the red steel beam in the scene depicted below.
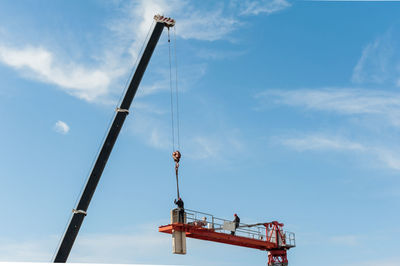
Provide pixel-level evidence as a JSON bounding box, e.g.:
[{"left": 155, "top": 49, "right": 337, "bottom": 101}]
[{"left": 159, "top": 223, "right": 278, "bottom": 251}]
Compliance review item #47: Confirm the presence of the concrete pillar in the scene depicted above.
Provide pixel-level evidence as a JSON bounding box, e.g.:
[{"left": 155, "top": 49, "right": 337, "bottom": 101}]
[{"left": 171, "top": 208, "right": 186, "bottom": 255}]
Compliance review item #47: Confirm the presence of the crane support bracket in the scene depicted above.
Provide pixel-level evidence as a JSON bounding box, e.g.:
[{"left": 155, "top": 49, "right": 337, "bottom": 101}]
[
  {"left": 116, "top": 108, "right": 129, "bottom": 114},
  {"left": 72, "top": 209, "right": 87, "bottom": 216}
]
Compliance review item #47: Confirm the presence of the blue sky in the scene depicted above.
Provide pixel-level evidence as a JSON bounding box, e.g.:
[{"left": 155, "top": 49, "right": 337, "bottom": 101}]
[{"left": 0, "top": 0, "right": 400, "bottom": 265}]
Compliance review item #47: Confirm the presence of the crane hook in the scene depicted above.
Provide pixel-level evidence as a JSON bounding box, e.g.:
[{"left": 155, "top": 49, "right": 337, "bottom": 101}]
[{"left": 172, "top": 150, "right": 181, "bottom": 198}]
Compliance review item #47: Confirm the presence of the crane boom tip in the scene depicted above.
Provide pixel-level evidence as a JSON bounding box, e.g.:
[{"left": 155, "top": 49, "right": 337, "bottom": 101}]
[{"left": 154, "top": 14, "right": 176, "bottom": 27}]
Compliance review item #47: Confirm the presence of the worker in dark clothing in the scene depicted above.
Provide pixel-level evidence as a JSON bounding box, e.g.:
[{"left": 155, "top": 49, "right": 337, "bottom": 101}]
[
  {"left": 231, "top": 213, "right": 240, "bottom": 235},
  {"left": 174, "top": 197, "right": 185, "bottom": 223}
]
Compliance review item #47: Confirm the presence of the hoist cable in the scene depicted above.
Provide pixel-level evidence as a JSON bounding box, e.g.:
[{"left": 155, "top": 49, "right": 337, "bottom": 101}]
[
  {"left": 168, "top": 28, "right": 175, "bottom": 152},
  {"left": 168, "top": 27, "right": 182, "bottom": 199},
  {"left": 173, "top": 26, "right": 181, "bottom": 150},
  {"left": 172, "top": 151, "right": 181, "bottom": 199}
]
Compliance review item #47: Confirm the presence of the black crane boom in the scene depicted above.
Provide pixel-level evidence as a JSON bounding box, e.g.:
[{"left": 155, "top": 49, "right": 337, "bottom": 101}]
[{"left": 54, "top": 15, "right": 175, "bottom": 263}]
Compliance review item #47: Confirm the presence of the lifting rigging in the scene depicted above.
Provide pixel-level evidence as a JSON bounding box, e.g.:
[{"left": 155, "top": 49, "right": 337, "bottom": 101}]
[
  {"left": 160, "top": 15, "right": 296, "bottom": 266},
  {"left": 167, "top": 25, "right": 182, "bottom": 200}
]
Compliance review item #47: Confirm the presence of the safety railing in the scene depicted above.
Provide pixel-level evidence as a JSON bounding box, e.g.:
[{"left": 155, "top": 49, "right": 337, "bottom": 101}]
[{"left": 184, "top": 209, "right": 295, "bottom": 248}]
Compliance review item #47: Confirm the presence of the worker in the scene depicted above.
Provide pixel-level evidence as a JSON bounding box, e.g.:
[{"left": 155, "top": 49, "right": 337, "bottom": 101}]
[
  {"left": 231, "top": 213, "right": 240, "bottom": 235},
  {"left": 174, "top": 197, "right": 184, "bottom": 223},
  {"left": 194, "top": 217, "right": 207, "bottom": 227},
  {"left": 201, "top": 216, "right": 208, "bottom": 227}
]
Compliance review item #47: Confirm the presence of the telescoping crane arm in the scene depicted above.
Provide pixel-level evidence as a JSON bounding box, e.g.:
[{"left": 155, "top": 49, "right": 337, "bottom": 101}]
[{"left": 53, "top": 15, "right": 175, "bottom": 263}]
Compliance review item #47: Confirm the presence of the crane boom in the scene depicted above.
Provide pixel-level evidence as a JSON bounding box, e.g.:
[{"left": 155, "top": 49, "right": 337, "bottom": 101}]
[{"left": 54, "top": 15, "right": 175, "bottom": 263}]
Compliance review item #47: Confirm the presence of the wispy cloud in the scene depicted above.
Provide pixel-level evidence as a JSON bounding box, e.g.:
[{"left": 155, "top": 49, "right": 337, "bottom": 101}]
[
  {"left": 352, "top": 28, "right": 400, "bottom": 86},
  {"left": 279, "top": 133, "right": 400, "bottom": 170},
  {"left": 0, "top": 45, "right": 111, "bottom": 101},
  {"left": 0, "top": 0, "right": 291, "bottom": 104},
  {"left": 0, "top": 227, "right": 244, "bottom": 265},
  {"left": 0, "top": 236, "right": 55, "bottom": 262},
  {"left": 254, "top": 24, "right": 400, "bottom": 172},
  {"left": 194, "top": 48, "right": 248, "bottom": 60},
  {"left": 329, "top": 235, "right": 360, "bottom": 246},
  {"left": 130, "top": 113, "right": 170, "bottom": 150},
  {"left": 71, "top": 230, "right": 170, "bottom": 263},
  {"left": 256, "top": 88, "right": 400, "bottom": 126},
  {"left": 136, "top": 63, "right": 207, "bottom": 98},
  {"left": 0, "top": 225, "right": 169, "bottom": 263},
  {"left": 126, "top": 0, "right": 290, "bottom": 42},
  {"left": 174, "top": 3, "right": 239, "bottom": 41},
  {"left": 375, "top": 148, "right": 400, "bottom": 170},
  {"left": 281, "top": 135, "right": 365, "bottom": 152},
  {"left": 256, "top": 88, "right": 400, "bottom": 171},
  {"left": 311, "top": 0, "right": 400, "bottom": 2},
  {"left": 187, "top": 134, "right": 243, "bottom": 160},
  {"left": 239, "top": 0, "right": 291, "bottom": 16},
  {"left": 345, "top": 258, "right": 400, "bottom": 266},
  {"left": 53, "top": 120, "right": 70, "bottom": 135},
  {"left": 130, "top": 112, "right": 244, "bottom": 160}
]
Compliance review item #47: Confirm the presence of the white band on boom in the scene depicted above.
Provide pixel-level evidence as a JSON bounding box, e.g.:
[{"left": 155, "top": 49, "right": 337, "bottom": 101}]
[
  {"left": 116, "top": 108, "right": 129, "bottom": 114},
  {"left": 72, "top": 209, "right": 87, "bottom": 216}
]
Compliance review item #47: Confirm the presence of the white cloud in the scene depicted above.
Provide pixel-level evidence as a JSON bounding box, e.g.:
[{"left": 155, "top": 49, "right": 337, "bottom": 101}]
[
  {"left": 281, "top": 135, "right": 366, "bottom": 152},
  {"left": 0, "top": 1, "right": 291, "bottom": 104},
  {"left": 136, "top": 63, "right": 206, "bottom": 98},
  {"left": 122, "top": 0, "right": 290, "bottom": 43},
  {"left": 254, "top": 26, "right": 400, "bottom": 172},
  {"left": 0, "top": 227, "right": 249, "bottom": 265},
  {"left": 0, "top": 237, "right": 55, "bottom": 262},
  {"left": 0, "top": 225, "right": 170, "bottom": 263},
  {"left": 129, "top": 110, "right": 243, "bottom": 160},
  {"left": 329, "top": 235, "right": 359, "bottom": 246},
  {"left": 0, "top": 45, "right": 111, "bottom": 101},
  {"left": 176, "top": 8, "right": 239, "bottom": 41},
  {"left": 188, "top": 136, "right": 223, "bottom": 159},
  {"left": 130, "top": 113, "right": 170, "bottom": 149},
  {"left": 239, "top": 0, "right": 291, "bottom": 16},
  {"left": 114, "top": 0, "right": 240, "bottom": 43},
  {"left": 53, "top": 120, "right": 70, "bottom": 134},
  {"left": 346, "top": 258, "right": 400, "bottom": 266},
  {"left": 256, "top": 88, "right": 400, "bottom": 171},
  {"left": 256, "top": 88, "right": 400, "bottom": 126},
  {"left": 130, "top": 115, "right": 234, "bottom": 159},
  {"left": 71, "top": 231, "right": 170, "bottom": 263},
  {"left": 375, "top": 148, "right": 400, "bottom": 170},
  {"left": 313, "top": 0, "right": 400, "bottom": 1},
  {"left": 352, "top": 28, "right": 400, "bottom": 86},
  {"left": 279, "top": 134, "right": 400, "bottom": 171}
]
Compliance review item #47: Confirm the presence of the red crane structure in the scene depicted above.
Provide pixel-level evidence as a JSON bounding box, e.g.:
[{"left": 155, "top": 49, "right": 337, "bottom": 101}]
[{"left": 159, "top": 209, "right": 295, "bottom": 266}]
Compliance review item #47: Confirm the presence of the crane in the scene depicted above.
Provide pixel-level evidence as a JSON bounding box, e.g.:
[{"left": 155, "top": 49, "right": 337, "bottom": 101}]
[
  {"left": 53, "top": 14, "right": 295, "bottom": 266},
  {"left": 53, "top": 14, "right": 175, "bottom": 263}
]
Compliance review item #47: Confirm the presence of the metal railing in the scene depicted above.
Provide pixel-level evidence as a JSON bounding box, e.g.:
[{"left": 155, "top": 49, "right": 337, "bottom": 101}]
[{"left": 184, "top": 209, "right": 295, "bottom": 248}]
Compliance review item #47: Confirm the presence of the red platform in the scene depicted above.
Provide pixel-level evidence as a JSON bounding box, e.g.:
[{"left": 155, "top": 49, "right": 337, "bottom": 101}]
[
  {"left": 159, "top": 223, "right": 280, "bottom": 251},
  {"left": 159, "top": 215, "right": 295, "bottom": 265}
]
